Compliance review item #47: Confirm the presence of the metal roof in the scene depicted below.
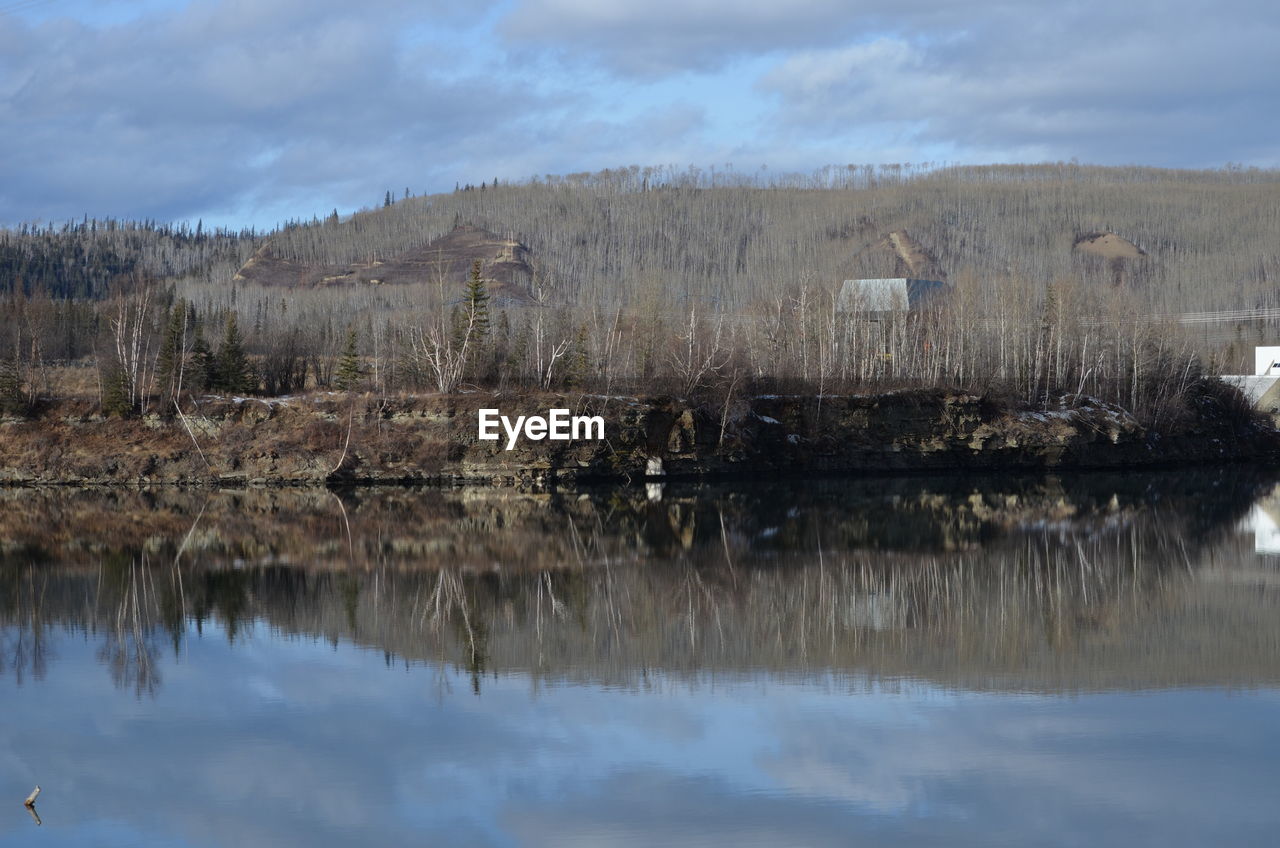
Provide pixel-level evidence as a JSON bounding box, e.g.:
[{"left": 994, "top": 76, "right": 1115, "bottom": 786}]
[{"left": 837, "top": 278, "right": 947, "bottom": 312}]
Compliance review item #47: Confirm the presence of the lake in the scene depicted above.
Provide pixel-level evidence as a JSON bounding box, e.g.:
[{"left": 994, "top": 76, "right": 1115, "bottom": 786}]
[{"left": 2, "top": 470, "right": 1279, "bottom": 847}]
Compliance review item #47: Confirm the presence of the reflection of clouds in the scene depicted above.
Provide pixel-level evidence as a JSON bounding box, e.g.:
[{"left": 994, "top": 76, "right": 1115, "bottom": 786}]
[
  {"left": 755, "top": 692, "right": 1280, "bottom": 844},
  {"left": 764, "top": 758, "right": 918, "bottom": 814},
  {"left": 502, "top": 771, "right": 862, "bottom": 848},
  {"left": 2, "top": 632, "right": 1279, "bottom": 848}
]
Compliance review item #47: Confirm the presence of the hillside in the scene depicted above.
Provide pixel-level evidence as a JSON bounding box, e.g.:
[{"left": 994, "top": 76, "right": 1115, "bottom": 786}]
[
  {"left": 2, "top": 163, "right": 1279, "bottom": 419},
  {"left": 233, "top": 224, "right": 535, "bottom": 304},
  {"left": 243, "top": 163, "right": 1280, "bottom": 315},
  {"left": 0, "top": 219, "right": 255, "bottom": 300},
  {"left": 853, "top": 229, "right": 949, "bottom": 281},
  {"left": 4, "top": 164, "right": 1277, "bottom": 316}
]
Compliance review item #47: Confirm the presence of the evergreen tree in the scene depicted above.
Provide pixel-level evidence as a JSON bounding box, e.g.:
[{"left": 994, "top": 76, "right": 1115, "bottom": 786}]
[
  {"left": 215, "top": 313, "right": 253, "bottom": 394},
  {"left": 455, "top": 261, "right": 492, "bottom": 381},
  {"left": 460, "top": 260, "right": 491, "bottom": 343},
  {"left": 187, "top": 322, "right": 213, "bottom": 394},
  {"left": 335, "top": 327, "right": 362, "bottom": 390},
  {"left": 101, "top": 366, "right": 132, "bottom": 417},
  {"left": 156, "top": 299, "right": 188, "bottom": 408}
]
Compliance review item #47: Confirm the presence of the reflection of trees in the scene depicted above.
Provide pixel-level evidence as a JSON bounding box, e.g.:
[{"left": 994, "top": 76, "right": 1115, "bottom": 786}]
[
  {"left": 192, "top": 569, "right": 253, "bottom": 643},
  {"left": 3, "top": 549, "right": 187, "bottom": 697},
  {"left": 96, "top": 556, "right": 164, "bottom": 698},
  {"left": 0, "top": 470, "right": 1277, "bottom": 694},
  {"left": 0, "top": 561, "right": 51, "bottom": 685},
  {"left": 0, "top": 468, "right": 1271, "bottom": 569},
  {"left": 418, "top": 569, "right": 489, "bottom": 694}
]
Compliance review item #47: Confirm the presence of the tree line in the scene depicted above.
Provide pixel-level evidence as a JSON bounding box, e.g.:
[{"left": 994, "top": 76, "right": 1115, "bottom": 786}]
[{"left": 1, "top": 163, "right": 1278, "bottom": 423}]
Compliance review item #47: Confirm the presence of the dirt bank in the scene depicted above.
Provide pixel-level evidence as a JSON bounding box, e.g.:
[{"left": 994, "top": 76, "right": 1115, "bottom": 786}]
[{"left": 0, "top": 382, "right": 1274, "bottom": 486}]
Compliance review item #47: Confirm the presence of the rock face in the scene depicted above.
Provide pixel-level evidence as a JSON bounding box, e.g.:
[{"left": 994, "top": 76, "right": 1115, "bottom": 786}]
[{"left": 0, "top": 383, "right": 1274, "bottom": 486}]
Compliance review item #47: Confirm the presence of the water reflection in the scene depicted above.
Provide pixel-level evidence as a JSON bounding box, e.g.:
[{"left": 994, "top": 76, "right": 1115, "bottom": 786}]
[
  {"left": 3, "top": 471, "right": 1280, "bottom": 847},
  {"left": 2, "top": 470, "right": 1279, "bottom": 694}
]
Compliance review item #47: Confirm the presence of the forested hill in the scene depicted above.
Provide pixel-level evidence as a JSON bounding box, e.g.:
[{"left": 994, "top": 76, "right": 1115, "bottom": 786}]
[
  {"left": 260, "top": 163, "right": 1280, "bottom": 314},
  {"left": 0, "top": 219, "right": 257, "bottom": 299},
  {"left": 2, "top": 163, "right": 1279, "bottom": 427},
  {"left": 3, "top": 163, "right": 1278, "bottom": 315}
]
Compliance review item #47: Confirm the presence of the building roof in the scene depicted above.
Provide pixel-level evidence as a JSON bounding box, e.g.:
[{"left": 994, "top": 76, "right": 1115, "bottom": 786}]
[{"left": 837, "top": 278, "right": 947, "bottom": 312}]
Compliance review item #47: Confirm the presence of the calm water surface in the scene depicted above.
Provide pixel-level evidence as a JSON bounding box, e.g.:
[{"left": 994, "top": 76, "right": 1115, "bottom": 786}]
[{"left": 2, "top": 471, "right": 1279, "bottom": 847}]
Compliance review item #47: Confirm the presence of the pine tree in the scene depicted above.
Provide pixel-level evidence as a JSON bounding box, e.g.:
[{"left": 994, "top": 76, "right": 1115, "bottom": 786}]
[
  {"left": 455, "top": 261, "right": 492, "bottom": 382},
  {"left": 215, "top": 313, "right": 253, "bottom": 394},
  {"left": 335, "top": 327, "right": 362, "bottom": 390},
  {"left": 156, "top": 299, "right": 188, "bottom": 408},
  {"left": 101, "top": 366, "right": 132, "bottom": 417},
  {"left": 188, "top": 322, "right": 213, "bottom": 394},
  {"left": 460, "top": 260, "right": 490, "bottom": 342}
]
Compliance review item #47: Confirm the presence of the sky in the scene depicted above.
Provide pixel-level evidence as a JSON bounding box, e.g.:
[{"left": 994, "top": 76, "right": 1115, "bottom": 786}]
[{"left": 1, "top": 0, "right": 1277, "bottom": 229}]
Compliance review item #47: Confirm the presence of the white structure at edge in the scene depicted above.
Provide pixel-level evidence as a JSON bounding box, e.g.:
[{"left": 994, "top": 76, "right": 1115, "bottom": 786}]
[
  {"left": 1222, "top": 346, "right": 1280, "bottom": 420},
  {"left": 1243, "top": 498, "right": 1280, "bottom": 555},
  {"left": 1255, "top": 346, "right": 1280, "bottom": 376}
]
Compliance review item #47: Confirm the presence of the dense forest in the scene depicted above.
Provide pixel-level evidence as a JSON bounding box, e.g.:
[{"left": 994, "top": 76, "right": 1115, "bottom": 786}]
[{"left": 1, "top": 163, "right": 1278, "bottom": 423}]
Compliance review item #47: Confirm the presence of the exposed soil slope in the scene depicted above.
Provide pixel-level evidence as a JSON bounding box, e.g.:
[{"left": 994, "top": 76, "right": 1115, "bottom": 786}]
[
  {"left": 233, "top": 224, "right": 535, "bottom": 303},
  {"left": 1073, "top": 232, "right": 1146, "bottom": 261},
  {"left": 850, "top": 229, "right": 948, "bottom": 281},
  {"left": 1073, "top": 232, "right": 1148, "bottom": 287}
]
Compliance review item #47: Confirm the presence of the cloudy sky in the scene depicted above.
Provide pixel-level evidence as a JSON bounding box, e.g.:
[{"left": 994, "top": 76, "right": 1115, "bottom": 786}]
[{"left": 1, "top": 0, "right": 1276, "bottom": 228}]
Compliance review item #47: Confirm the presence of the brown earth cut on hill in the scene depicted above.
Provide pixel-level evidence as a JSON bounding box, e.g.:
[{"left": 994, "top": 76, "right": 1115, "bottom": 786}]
[
  {"left": 1073, "top": 232, "right": 1148, "bottom": 287},
  {"left": 1073, "top": 232, "right": 1146, "bottom": 261},
  {"left": 850, "top": 229, "right": 949, "bottom": 281},
  {"left": 233, "top": 224, "right": 536, "bottom": 304}
]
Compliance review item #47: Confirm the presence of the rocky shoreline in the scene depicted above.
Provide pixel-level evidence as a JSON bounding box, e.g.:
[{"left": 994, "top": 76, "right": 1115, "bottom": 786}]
[{"left": 0, "top": 382, "right": 1275, "bottom": 486}]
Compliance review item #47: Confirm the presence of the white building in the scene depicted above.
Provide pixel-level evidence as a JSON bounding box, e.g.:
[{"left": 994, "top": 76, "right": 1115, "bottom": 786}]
[
  {"left": 1222, "top": 346, "right": 1280, "bottom": 421},
  {"left": 1243, "top": 502, "right": 1280, "bottom": 555},
  {"left": 1255, "top": 346, "right": 1280, "bottom": 376},
  {"left": 837, "top": 278, "right": 947, "bottom": 315}
]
